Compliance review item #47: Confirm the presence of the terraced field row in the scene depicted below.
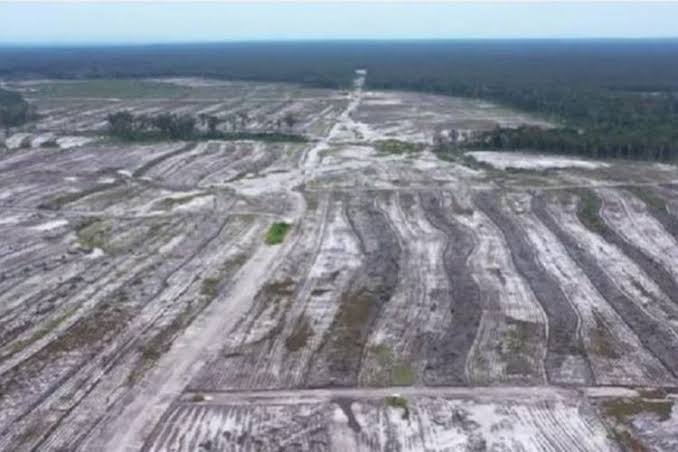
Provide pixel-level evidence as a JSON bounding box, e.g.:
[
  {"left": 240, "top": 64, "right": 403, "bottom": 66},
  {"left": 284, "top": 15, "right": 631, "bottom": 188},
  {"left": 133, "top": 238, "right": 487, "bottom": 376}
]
[{"left": 182, "top": 186, "right": 678, "bottom": 392}]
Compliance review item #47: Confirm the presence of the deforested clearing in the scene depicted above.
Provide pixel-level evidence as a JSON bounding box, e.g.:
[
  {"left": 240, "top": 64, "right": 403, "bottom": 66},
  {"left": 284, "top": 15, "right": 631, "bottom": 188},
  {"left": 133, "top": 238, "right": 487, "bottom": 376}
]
[
  {"left": 467, "top": 151, "right": 609, "bottom": 170},
  {"left": 1, "top": 71, "right": 678, "bottom": 452}
]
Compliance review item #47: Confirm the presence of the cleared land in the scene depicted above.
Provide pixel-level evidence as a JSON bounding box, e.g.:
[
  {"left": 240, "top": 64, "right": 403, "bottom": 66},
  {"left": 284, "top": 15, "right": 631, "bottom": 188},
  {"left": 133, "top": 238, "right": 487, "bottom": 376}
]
[{"left": 1, "top": 73, "right": 678, "bottom": 451}]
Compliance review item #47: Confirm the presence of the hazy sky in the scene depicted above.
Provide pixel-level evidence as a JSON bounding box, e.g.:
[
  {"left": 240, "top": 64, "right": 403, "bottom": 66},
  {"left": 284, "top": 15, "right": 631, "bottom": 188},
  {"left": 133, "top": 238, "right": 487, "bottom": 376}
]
[{"left": 1, "top": 2, "right": 677, "bottom": 44}]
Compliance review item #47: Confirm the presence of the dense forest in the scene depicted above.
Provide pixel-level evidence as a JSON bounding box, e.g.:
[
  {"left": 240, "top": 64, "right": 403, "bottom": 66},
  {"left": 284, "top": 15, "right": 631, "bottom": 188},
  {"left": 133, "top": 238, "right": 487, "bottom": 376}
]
[
  {"left": 0, "top": 87, "right": 34, "bottom": 128},
  {"left": 1, "top": 40, "right": 678, "bottom": 160}
]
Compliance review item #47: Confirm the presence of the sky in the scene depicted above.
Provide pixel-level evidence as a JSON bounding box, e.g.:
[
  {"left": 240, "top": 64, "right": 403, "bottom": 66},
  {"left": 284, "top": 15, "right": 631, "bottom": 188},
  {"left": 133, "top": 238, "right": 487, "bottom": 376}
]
[{"left": 1, "top": 1, "right": 677, "bottom": 45}]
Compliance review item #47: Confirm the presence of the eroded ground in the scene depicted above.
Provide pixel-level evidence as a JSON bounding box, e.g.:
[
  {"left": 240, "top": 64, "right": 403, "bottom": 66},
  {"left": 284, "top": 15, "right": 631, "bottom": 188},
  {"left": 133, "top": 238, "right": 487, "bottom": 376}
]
[{"left": 1, "top": 73, "right": 678, "bottom": 451}]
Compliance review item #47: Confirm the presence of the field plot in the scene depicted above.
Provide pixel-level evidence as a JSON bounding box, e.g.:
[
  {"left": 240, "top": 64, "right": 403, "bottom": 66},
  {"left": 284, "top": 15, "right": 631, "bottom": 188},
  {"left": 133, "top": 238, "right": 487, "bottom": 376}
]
[
  {"left": 145, "top": 387, "right": 615, "bottom": 452},
  {"left": 5, "top": 78, "right": 347, "bottom": 139},
  {"left": 1, "top": 73, "right": 678, "bottom": 451}
]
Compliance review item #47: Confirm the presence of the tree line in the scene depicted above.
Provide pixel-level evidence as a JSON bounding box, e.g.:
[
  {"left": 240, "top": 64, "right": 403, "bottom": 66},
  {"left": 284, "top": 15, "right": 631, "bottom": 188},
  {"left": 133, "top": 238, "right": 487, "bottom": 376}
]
[
  {"left": 0, "top": 88, "right": 35, "bottom": 128},
  {"left": 4, "top": 41, "right": 678, "bottom": 160},
  {"left": 106, "top": 110, "right": 304, "bottom": 142}
]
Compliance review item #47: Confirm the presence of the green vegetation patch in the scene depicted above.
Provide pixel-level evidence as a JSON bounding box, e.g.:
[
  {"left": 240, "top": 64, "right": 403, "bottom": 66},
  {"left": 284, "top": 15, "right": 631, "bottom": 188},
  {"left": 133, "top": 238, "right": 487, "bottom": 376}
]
[
  {"left": 598, "top": 396, "right": 674, "bottom": 451},
  {"left": 608, "top": 429, "right": 646, "bottom": 452},
  {"left": 155, "top": 193, "right": 204, "bottom": 210},
  {"left": 385, "top": 395, "right": 410, "bottom": 420},
  {"left": 391, "top": 364, "right": 416, "bottom": 386},
  {"left": 1, "top": 305, "right": 78, "bottom": 360},
  {"left": 602, "top": 397, "right": 674, "bottom": 422},
  {"left": 31, "top": 79, "right": 191, "bottom": 99},
  {"left": 265, "top": 222, "right": 292, "bottom": 245},
  {"left": 285, "top": 314, "right": 314, "bottom": 352},
  {"left": 376, "top": 139, "right": 422, "bottom": 155},
  {"left": 200, "top": 277, "right": 221, "bottom": 299},
  {"left": 370, "top": 344, "right": 416, "bottom": 386},
  {"left": 47, "top": 290, "right": 131, "bottom": 354},
  {"left": 501, "top": 318, "right": 542, "bottom": 375},
  {"left": 319, "top": 289, "right": 377, "bottom": 379},
  {"left": 625, "top": 186, "right": 668, "bottom": 214},
  {"left": 573, "top": 188, "right": 607, "bottom": 234},
  {"left": 591, "top": 315, "right": 621, "bottom": 359},
  {"left": 76, "top": 217, "right": 111, "bottom": 251}
]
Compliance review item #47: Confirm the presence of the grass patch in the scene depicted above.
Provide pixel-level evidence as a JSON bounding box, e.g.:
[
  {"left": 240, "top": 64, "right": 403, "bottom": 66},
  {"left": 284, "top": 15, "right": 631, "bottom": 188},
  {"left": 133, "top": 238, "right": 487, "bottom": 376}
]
[
  {"left": 30, "top": 79, "right": 191, "bottom": 99},
  {"left": 265, "top": 222, "right": 291, "bottom": 245},
  {"left": 637, "top": 388, "right": 668, "bottom": 399},
  {"left": 602, "top": 397, "right": 674, "bottom": 422},
  {"left": 600, "top": 397, "right": 673, "bottom": 451},
  {"left": 503, "top": 319, "right": 532, "bottom": 354},
  {"left": 76, "top": 217, "right": 111, "bottom": 251},
  {"left": 591, "top": 315, "right": 621, "bottom": 359},
  {"left": 573, "top": 188, "right": 607, "bottom": 234},
  {"left": 209, "top": 131, "right": 308, "bottom": 143},
  {"left": 284, "top": 314, "right": 314, "bottom": 352},
  {"left": 625, "top": 186, "right": 668, "bottom": 214},
  {"left": 370, "top": 344, "right": 416, "bottom": 386},
  {"left": 132, "top": 303, "right": 193, "bottom": 376},
  {"left": 45, "top": 290, "right": 130, "bottom": 354},
  {"left": 338, "top": 291, "right": 371, "bottom": 331},
  {"left": 322, "top": 290, "right": 375, "bottom": 377},
  {"left": 376, "top": 139, "right": 422, "bottom": 155},
  {"left": 155, "top": 193, "right": 203, "bottom": 210},
  {"left": 608, "top": 428, "right": 646, "bottom": 452},
  {"left": 0, "top": 305, "right": 79, "bottom": 359},
  {"left": 385, "top": 395, "right": 410, "bottom": 420},
  {"left": 391, "top": 364, "right": 416, "bottom": 386},
  {"left": 200, "top": 277, "right": 221, "bottom": 299},
  {"left": 500, "top": 318, "right": 543, "bottom": 375}
]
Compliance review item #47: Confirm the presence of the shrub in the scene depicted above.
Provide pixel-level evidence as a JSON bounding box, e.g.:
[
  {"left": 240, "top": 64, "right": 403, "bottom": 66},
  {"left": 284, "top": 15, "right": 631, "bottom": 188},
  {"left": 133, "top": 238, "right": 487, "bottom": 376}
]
[{"left": 265, "top": 222, "right": 291, "bottom": 245}]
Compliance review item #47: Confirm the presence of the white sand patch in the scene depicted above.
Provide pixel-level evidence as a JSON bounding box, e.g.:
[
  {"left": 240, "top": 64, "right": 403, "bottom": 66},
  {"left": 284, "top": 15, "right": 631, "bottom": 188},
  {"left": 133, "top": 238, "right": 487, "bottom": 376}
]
[
  {"left": 97, "top": 177, "right": 116, "bottom": 184},
  {"left": 363, "top": 92, "right": 404, "bottom": 106},
  {"left": 86, "top": 248, "right": 105, "bottom": 259},
  {"left": 5, "top": 133, "right": 32, "bottom": 150},
  {"left": 173, "top": 195, "right": 214, "bottom": 212},
  {"left": 336, "top": 145, "right": 376, "bottom": 160},
  {"left": 165, "top": 190, "right": 203, "bottom": 200},
  {"left": 117, "top": 170, "right": 133, "bottom": 178},
  {"left": 31, "top": 133, "right": 56, "bottom": 147},
  {"left": 234, "top": 170, "right": 301, "bottom": 196},
  {"left": 30, "top": 219, "right": 68, "bottom": 231},
  {"left": 467, "top": 151, "right": 608, "bottom": 170},
  {"left": 158, "top": 235, "right": 184, "bottom": 255},
  {"left": 0, "top": 214, "right": 24, "bottom": 225},
  {"left": 0, "top": 190, "right": 14, "bottom": 201},
  {"left": 584, "top": 387, "right": 639, "bottom": 398},
  {"left": 148, "top": 77, "right": 226, "bottom": 88},
  {"left": 56, "top": 136, "right": 95, "bottom": 149}
]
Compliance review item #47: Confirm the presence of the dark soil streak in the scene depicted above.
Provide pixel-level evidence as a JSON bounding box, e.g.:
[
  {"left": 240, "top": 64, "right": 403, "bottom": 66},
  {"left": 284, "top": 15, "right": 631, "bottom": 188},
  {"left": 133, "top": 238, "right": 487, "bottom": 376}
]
[
  {"left": 419, "top": 192, "right": 482, "bottom": 385},
  {"left": 533, "top": 195, "right": 678, "bottom": 379},
  {"left": 587, "top": 188, "right": 678, "bottom": 307},
  {"left": 309, "top": 193, "right": 400, "bottom": 387},
  {"left": 132, "top": 142, "right": 195, "bottom": 178}
]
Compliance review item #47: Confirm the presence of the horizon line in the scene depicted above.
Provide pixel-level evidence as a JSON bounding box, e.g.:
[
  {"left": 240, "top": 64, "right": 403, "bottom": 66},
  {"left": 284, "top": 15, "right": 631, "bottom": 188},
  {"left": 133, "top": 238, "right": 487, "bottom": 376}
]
[{"left": 3, "top": 36, "right": 678, "bottom": 48}]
